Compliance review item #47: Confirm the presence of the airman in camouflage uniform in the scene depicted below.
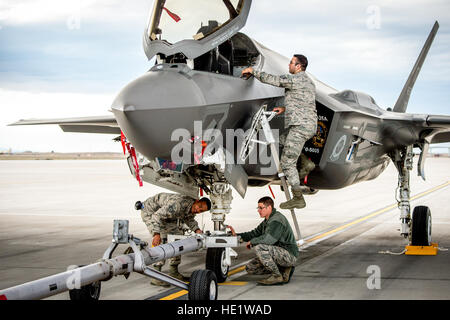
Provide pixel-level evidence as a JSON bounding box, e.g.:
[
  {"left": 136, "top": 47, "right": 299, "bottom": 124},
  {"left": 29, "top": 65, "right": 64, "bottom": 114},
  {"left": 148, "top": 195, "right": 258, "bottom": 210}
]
[
  {"left": 135, "top": 192, "right": 211, "bottom": 286},
  {"left": 242, "top": 54, "right": 317, "bottom": 209},
  {"left": 227, "top": 197, "right": 298, "bottom": 285}
]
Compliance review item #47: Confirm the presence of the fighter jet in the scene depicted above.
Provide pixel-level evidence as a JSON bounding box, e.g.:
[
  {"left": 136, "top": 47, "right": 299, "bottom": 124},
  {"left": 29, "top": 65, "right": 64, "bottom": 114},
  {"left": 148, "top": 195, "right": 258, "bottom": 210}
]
[{"left": 10, "top": 0, "right": 450, "bottom": 282}]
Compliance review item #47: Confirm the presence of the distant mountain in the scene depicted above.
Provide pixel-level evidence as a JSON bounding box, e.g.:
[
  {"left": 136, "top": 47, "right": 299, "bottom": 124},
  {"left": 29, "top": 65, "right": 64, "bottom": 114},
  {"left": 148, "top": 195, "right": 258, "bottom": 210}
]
[
  {"left": 1, "top": 142, "right": 448, "bottom": 154},
  {"left": 0, "top": 147, "right": 37, "bottom": 153}
]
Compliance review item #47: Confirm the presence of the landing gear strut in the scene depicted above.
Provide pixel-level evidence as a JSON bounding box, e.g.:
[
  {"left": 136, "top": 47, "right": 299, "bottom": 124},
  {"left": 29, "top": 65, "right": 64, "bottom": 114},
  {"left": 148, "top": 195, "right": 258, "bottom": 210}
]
[
  {"left": 206, "top": 183, "right": 234, "bottom": 282},
  {"left": 209, "top": 183, "right": 232, "bottom": 232},
  {"left": 392, "top": 145, "right": 414, "bottom": 239},
  {"left": 391, "top": 145, "right": 433, "bottom": 245}
]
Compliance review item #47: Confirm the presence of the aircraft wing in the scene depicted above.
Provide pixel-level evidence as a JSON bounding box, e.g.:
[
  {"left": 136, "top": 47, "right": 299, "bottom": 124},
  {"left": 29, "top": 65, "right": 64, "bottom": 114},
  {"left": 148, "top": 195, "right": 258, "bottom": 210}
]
[
  {"left": 382, "top": 113, "right": 450, "bottom": 146},
  {"left": 423, "top": 114, "right": 450, "bottom": 143},
  {"left": 380, "top": 113, "right": 450, "bottom": 180},
  {"left": 8, "top": 115, "right": 121, "bottom": 135},
  {"left": 431, "top": 131, "right": 450, "bottom": 144}
]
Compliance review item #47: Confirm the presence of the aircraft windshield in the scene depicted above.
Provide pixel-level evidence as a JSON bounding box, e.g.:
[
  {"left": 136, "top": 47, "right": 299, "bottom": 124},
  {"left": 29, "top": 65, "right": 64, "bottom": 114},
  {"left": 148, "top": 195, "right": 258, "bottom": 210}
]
[{"left": 148, "top": 0, "right": 244, "bottom": 44}]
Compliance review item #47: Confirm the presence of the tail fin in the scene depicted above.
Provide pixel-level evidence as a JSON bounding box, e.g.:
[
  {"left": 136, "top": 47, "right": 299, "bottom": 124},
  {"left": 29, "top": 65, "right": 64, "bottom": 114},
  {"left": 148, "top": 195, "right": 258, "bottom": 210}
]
[{"left": 393, "top": 21, "right": 439, "bottom": 113}]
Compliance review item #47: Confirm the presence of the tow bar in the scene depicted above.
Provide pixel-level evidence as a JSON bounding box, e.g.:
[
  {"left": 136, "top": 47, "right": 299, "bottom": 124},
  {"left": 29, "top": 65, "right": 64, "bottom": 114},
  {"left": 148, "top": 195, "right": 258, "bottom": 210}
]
[{"left": 0, "top": 220, "right": 238, "bottom": 301}]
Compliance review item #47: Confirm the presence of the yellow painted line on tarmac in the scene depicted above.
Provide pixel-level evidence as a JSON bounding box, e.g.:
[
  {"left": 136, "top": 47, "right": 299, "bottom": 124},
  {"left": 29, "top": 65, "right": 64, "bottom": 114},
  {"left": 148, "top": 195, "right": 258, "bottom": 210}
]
[
  {"left": 219, "top": 281, "right": 248, "bottom": 286},
  {"left": 158, "top": 269, "right": 248, "bottom": 300},
  {"left": 304, "top": 181, "right": 450, "bottom": 245},
  {"left": 305, "top": 204, "right": 397, "bottom": 243},
  {"left": 159, "top": 290, "right": 188, "bottom": 300},
  {"left": 228, "top": 265, "right": 246, "bottom": 276}
]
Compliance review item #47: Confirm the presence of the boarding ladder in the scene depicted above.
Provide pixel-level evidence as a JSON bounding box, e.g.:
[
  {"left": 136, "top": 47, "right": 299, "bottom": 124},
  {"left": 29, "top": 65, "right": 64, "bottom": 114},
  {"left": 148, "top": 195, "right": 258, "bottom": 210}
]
[{"left": 240, "top": 106, "right": 303, "bottom": 245}]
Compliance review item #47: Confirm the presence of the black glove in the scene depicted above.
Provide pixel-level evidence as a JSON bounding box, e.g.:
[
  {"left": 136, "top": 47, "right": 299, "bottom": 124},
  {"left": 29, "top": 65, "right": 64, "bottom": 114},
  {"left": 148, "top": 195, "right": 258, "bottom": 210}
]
[{"left": 135, "top": 201, "right": 143, "bottom": 210}]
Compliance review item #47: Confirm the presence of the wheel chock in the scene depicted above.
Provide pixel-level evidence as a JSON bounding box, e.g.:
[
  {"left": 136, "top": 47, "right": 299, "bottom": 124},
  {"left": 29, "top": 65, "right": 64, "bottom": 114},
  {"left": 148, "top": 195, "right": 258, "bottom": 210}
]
[{"left": 405, "top": 242, "right": 438, "bottom": 256}]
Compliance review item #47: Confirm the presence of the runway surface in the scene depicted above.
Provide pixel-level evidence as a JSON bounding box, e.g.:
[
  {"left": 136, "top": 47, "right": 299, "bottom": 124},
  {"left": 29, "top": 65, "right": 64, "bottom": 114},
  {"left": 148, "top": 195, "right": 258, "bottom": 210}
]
[{"left": 0, "top": 158, "right": 449, "bottom": 300}]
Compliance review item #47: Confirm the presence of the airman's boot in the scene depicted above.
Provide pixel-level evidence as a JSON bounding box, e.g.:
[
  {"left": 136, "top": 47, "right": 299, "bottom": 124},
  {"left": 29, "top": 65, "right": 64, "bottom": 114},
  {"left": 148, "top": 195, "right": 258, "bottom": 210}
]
[
  {"left": 150, "top": 265, "right": 170, "bottom": 287},
  {"left": 168, "top": 265, "right": 189, "bottom": 282},
  {"left": 299, "top": 154, "right": 316, "bottom": 179},
  {"left": 279, "top": 266, "right": 295, "bottom": 283},
  {"left": 280, "top": 188, "right": 306, "bottom": 210},
  {"left": 257, "top": 273, "right": 284, "bottom": 286}
]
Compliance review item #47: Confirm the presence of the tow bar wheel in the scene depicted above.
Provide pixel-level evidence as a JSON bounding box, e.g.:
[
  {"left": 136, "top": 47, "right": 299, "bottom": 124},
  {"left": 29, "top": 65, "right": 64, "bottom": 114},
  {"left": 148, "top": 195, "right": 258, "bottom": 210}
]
[
  {"left": 69, "top": 281, "right": 101, "bottom": 301},
  {"left": 188, "top": 269, "right": 218, "bottom": 300}
]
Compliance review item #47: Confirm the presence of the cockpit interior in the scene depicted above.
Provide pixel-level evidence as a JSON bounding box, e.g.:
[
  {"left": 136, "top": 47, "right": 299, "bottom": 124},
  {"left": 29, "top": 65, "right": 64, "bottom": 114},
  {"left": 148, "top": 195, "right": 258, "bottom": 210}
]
[{"left": 157, "top": 32, "right": 260, "bottom": 77}]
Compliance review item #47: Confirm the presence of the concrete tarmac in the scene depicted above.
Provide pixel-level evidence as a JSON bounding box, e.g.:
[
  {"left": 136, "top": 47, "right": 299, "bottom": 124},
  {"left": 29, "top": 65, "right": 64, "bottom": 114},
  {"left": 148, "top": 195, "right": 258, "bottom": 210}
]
[{"left": 0, "top": 158, "right": 449, "bottom": 300}]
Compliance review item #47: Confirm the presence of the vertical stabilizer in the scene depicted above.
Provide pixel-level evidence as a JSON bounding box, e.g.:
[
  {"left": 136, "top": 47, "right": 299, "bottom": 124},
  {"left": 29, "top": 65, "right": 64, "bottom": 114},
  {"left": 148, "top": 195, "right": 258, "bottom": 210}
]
[{"left": 393, "top": 21, "right": 439, "bottom": 113}]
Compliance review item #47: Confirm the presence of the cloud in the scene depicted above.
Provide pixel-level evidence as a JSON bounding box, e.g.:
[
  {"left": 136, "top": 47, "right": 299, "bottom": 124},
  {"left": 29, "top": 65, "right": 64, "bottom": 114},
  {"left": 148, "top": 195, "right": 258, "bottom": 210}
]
[
  {"left": 1, "top": 0, "right": 450, "bottom": 151},
  {"left": 0, "top": 21, "right": 150, "bottom": 94},
  {"left": 0, "top": 0, "right": 151, "bottom": 26},
  {"left": 242, "top": 0, "right": 450, "bottom": 101},
  {"left": 0, "top": 0, "right": 90, "bottom": 25}
]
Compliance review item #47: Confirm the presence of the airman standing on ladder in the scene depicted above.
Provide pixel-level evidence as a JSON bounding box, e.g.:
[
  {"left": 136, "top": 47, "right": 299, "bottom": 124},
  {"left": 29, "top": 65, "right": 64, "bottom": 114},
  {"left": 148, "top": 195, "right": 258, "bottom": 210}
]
[{"left": 242, "top": 54, "right": 317, "bottom": 209}]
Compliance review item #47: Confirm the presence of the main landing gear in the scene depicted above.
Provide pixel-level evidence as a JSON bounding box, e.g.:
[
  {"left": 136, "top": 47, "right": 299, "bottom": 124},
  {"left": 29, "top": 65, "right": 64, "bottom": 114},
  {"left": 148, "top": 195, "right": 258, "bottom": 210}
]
[{"left": 391, "top": 146, "right": 436, "bottom": 255}]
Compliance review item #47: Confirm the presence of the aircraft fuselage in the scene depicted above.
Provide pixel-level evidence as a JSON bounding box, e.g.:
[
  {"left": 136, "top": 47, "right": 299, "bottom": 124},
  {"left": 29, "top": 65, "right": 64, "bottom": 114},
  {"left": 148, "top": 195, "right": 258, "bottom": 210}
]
[{"left": 111, "top": 33, "right": 393, "bottom": 191}]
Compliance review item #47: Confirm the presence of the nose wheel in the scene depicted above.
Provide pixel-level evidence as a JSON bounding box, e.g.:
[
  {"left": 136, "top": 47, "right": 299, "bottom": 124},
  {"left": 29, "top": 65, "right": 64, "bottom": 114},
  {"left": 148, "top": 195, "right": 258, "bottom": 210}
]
[{"left": 205, "top": 248, "right": 229, "bottom": 283}]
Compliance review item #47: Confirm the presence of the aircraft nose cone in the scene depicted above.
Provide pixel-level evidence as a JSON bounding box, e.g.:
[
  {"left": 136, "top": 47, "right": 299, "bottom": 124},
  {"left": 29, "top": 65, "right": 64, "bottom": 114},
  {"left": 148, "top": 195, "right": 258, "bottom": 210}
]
[
  {"left": 111, "top": 65, "right": 208, "bottom": 159},
  {"left": 112, "top": 65, "right": 207, "bottom": 112}
]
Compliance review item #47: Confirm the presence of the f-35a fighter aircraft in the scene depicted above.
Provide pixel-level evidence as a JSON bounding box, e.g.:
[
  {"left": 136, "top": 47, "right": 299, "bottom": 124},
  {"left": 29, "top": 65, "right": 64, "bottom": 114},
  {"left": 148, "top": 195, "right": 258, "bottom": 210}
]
[{"left": 10, "top": 0, "right": 450, "bottom": 283}]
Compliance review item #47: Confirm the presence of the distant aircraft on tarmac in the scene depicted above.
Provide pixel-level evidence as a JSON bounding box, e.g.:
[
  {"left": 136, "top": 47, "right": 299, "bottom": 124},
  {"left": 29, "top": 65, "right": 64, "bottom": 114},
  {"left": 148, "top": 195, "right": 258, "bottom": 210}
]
[{"left": 10, "top": 0, "right": 450, "bottom": 284}]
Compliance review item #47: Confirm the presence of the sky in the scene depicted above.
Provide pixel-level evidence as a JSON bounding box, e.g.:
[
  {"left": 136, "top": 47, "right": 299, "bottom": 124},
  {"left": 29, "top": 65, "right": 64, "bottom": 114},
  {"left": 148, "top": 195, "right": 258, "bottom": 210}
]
[{"left": 0, "top": 0, "right": 449, "bottom": 152}]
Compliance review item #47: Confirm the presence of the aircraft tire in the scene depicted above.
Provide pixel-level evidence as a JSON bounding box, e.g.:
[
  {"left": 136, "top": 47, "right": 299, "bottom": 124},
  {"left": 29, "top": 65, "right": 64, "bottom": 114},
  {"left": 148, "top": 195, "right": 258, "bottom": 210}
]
[
  {"left": 205, "top": 248, "right": 229, "bottom": 283},
  {"left": 411, "top": 206, "right": 432, "bottom": 246},
  {"left": 188, "top": 269, "right": 218, "bottom": 300},
  {"left": 69, "top": 281, "right": 101, "bottom": 301}
]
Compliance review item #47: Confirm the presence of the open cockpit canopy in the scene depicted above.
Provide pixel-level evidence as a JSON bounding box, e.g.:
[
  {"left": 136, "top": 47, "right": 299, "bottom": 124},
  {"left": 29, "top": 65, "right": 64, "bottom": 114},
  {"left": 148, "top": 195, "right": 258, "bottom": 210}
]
[{"left": 143, "top": 0, "right": 251, "bottom": 60}]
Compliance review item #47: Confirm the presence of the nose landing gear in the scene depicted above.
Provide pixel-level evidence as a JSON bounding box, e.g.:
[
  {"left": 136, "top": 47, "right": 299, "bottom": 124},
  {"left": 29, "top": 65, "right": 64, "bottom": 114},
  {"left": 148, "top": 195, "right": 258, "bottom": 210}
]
[
  {"left": 204, "top": 183, "right": 237, "bottom": 283},
  {"left": 206, "top": 247, "right": 229, "bottom": 283}
]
